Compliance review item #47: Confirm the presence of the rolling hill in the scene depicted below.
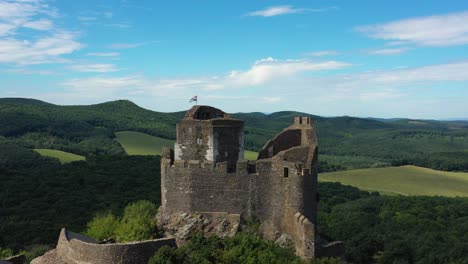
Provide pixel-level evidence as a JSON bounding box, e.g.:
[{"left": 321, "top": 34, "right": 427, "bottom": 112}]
[
  {"left": 2, "top": 98, "right": 468, "bottom": 171},
  {"left": 319, "top": 165, "right": 468, "bottom": 197}
]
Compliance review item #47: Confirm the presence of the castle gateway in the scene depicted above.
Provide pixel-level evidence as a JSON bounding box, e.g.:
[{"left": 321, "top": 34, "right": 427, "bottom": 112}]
[{"left": 159, "top": 105, "right": 327, "bottom": 259}]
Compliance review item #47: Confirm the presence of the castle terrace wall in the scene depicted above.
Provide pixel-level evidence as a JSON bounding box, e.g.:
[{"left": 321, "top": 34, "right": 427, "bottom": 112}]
[
  {"left": 285, "top": 212, "right": 316, "bottom": 259},
  {"left": 55, "top": 228, "right": 176, "bottom": 264},
  {"left": 258, "top": 129, "right": 302, "bottom": 159}
]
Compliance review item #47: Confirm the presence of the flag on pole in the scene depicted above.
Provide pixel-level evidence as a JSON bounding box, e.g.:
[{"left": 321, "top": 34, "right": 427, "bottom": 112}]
[{"left": 189, "top": 96, "right": 197, "bottom": 103}]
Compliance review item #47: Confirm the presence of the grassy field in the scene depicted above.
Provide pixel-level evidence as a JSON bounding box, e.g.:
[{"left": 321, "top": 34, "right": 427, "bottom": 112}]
[
  {"left": 115, "top": 131, "right": 174, "bottom": 155},
  {"left": 319, "top": 165, "right": 468, "bottom": 197},
  {"left": 34, "top": 149, "right": 85, "bottom": 164},
  {"left": 115, "top": 131, "right": 260, "bottom": 159},
  {"left": 245, "top": 150, "right": 258, "bottom": 160}
]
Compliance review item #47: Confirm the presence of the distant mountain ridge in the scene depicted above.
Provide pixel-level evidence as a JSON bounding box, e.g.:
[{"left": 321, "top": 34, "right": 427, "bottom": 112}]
[{"left": 1, "top": 97, "right": 468, "bottom": 171}]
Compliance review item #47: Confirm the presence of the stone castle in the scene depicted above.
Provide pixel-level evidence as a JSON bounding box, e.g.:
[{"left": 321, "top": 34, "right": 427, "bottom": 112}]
[
  {"left": 30, "top": 105, "right": 342, "bottom": 264},
  {"left": 159, "top": 105, "right": 320, "bottom": 259}
]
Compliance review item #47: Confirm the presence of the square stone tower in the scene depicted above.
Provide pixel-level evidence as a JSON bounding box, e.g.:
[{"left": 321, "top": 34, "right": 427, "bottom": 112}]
[{"left": 174, "top": 105, "right": 244, "bottom": 170}]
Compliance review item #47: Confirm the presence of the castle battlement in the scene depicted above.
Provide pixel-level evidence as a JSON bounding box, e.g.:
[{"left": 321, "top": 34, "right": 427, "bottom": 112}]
[{"left": 163, "top": 156, "right": 314, "bottom": 177}]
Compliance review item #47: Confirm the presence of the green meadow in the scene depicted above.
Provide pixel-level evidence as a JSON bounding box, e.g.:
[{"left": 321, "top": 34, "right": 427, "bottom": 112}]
[
  {"left": 34, "top": 149, "right": 85, "bottom": 164},
  {"left": 319, "top": 165, "right": 468, "bottom": 197},
  {"left": 115, "top": 131, "right": 174, "bottom": 155},
  {"left": 244, "top": 150, "right": 258, "bottom": 160},
  {"left": 115, "top": 131, "right": 260, "bottom": 159}
]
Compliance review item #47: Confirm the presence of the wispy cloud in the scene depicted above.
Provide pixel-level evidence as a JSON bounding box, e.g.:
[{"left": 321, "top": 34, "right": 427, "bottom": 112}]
[
  {"left": 0, "top": 0, "right": 83, "bottom": 65},
  {"left": 87, "top": 52, "right": 120, "bottom": 57},
  {"left": 247, "top": 5, "right": 337, "bottom": 17},
  {"left": 23, "top": 18, "right": 53, "bottom": 30},
  {"left": 226, "top": 57, "right": 350, "bottom": 86},
  {"left": 105, "top": 23, "right": 131, "bottom": 29},
  {"left": 56, "top": 57, "right": 351, "bottom": 104},
  {"left": 357, "top": 11, "right": 468, "bottom": 46},
  {"left": 0, "top": 31, "right": 83, "bottom": 65},
  {"left": 69, "top": 63, "right": 119, "bottom": 73},
  {"left": 109, "top": 42, "right": 146, "bottom": 49},
  {"left": 262, "top": 96, "right": 281, "bottom": 103},
  {"left": 247, "top": 5, "right": 305, "bottom": 17},
  {"left": 306, "top": 50, "right": 340, "bottom": 57},
  {"left": 78, "top": 16, "right": 97, "bottom": 21},
  {"left": 365, "top": 47, "right": 409, "bottom": 55},
  {"left": 4, "top": 67, "right": 55, "bottom": 75},
  {"left": 44, "top": 58, "right": 468, "bottom": 117}
]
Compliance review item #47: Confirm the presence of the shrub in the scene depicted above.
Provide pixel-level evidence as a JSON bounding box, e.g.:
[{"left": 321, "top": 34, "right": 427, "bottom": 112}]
[
  {"left": 149, "top": 233, "right": 306, "bottom": 264},
  {"left": 85, "top": 211, "right": 120, "bottom": 241},
  {"left": 23, "top": 244, "right": 52, "bottom": 263},
  {"left": 115, "top": 200, "right": 157, "bottom": 242},
  {"left": 0, "top": 248, "right": 14, "bottom": 259}
]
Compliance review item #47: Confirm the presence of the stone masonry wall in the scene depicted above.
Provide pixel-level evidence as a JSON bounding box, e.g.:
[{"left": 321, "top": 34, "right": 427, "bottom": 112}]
[{"left": 53, "top": 229, "right": 175, "bottom": 264}]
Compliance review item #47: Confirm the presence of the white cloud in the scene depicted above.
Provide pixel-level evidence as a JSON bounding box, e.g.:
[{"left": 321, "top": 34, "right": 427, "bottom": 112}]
[
  {"left": 0, "top": 22, "right": 16, "bottom": 36},
  {"left": 306, "top": 50, "right": 340, "bottom": 57},
  {"left": 0, "top": 0, "right": 42, "bottom": 20},
  {"left": 78, "top": 16, "right": 97, "bottom": 21},
  {"left": 0, "top": 31, "right": 83, "bottom": 65},
  {"left": 109, "top": 43, "right": 145, "bottom": 49},
  {"left": 105, "top": 23, "right": 131, "bottom": 29},
  {"left": 69, "top": 63, "right": 119, "bottom": 73},
  {"left": 62, "top": 76, "right": 144, "bottom": 92},
  {"left": 23, "top": 18, "right": 52, "bottom": 30},
  {"left": 357, "top": 11, "right": 468, "bottom": 46},
  {"left": 4, "top": 67, "right": 54, "bottom": 75},
  {"left": 366, "top": 47, "right": 409, "bottom": 55},
  {"left": 33, "top": 57, "right": 468, "bottom": 118},
  {"left": 358, "top": 61, "right": 468, "bottom": 83},
  {"left": 87, "top": 52, "right": 120, "bottom": 57},
  {"left": 0, "top": 1, "right": 83, "bottom": 65},
  {"left": 262, "top": 97, "right": 281, "bottom": 103},
  {"left": 247, "top": 5, "right": 305, "bottom": 17},
  {"left": 247, "top": 5, "right": 337, "bottom": 17},
  {"left": 226, "top": 57, "right": 350, "bottom": 86}
]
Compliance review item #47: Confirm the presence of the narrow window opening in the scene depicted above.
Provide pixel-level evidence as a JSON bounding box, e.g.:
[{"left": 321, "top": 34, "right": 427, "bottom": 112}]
[{"left": 284, "top": 167, "right": 289, "bottom": 178}]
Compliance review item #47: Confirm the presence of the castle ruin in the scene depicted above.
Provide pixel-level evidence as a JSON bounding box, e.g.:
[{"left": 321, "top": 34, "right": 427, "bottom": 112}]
[
  {"left": 159, "top": 105, "right": 320, "bottom": 259},
  {"left": 30, "top": 105, "right": 342, "bottom": 264}
]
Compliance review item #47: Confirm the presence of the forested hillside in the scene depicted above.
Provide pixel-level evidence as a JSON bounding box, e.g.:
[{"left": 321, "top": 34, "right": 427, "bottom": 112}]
[
  {"left": 1, "top": 98, "right": 468, "bottom": 171},
  {"left": 1, "top": 98, "right": 468, "bottom": 263}
]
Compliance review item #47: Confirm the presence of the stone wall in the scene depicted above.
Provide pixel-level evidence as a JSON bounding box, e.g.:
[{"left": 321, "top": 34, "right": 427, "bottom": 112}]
[{"left": 32, "top": 229, "right": 176, "bottom": 264}]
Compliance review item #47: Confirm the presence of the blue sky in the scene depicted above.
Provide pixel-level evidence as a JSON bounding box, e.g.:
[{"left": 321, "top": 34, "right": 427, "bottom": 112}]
[{"left": 1, "top": 0, "right": 468, "bottom": 118}]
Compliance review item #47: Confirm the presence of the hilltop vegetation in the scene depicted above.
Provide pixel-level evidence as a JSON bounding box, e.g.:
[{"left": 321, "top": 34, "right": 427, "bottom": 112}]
[
  {"left": 2, "top": 98, "right": 468, "bottom": 171},
  {"left": 320, "top": 165, "right": 468, "bottom": 197}
]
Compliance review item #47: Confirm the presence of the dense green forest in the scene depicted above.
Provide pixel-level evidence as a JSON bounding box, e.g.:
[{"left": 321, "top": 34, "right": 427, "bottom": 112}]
[
  {"left": 1, "top": 98, "right": 468, "bottom": 171},
  {"left": 1, "top": 98, "right": 468, "bottom": 263},
  {"left": 1, "top": 145, "right": 467, "bottom": 263}
]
